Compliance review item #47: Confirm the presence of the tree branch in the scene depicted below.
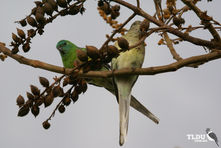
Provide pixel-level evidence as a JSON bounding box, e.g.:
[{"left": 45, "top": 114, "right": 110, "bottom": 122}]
[
  {"left": 112, "top": 0, "right": 221, "bottom": 49},
  {"left": 181, "top": 0, "right": 221, "bottom": 41},
  {"left": 1, "top": 44, "right": 221, "bottom": 79}
]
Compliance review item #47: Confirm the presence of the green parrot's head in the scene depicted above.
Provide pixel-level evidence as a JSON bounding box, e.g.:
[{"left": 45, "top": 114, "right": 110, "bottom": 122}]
[
  {"left": 130, "top": 20, "right": 142, "bottom": 31},
  {"left": 56, "top": 40, "right": 75, "bottom": 56}
]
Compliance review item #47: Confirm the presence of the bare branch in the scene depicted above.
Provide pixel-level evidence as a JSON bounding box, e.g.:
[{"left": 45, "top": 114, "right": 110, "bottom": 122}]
[{"left": 181, "top": 0, "right": 221, "bottom": 41}]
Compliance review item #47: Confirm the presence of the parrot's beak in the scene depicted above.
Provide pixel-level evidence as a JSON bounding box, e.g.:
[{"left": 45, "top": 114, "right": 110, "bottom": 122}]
[{"left": 57, "top": 47, "right": 65, "bottom": 55}]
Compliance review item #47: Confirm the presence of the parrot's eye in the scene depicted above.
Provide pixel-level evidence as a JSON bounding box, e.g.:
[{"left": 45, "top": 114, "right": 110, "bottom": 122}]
[{"left": 62, "top": 42, "right": 67, "bottom": 46}]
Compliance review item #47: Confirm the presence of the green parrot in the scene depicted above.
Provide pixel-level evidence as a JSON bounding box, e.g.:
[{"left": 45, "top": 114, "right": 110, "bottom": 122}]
[
  {"left": 111, "top": 21, "right": 145, "bottom": 145},
  {"left": 56, "top": 38, "right": 158, "bottom": 144}
]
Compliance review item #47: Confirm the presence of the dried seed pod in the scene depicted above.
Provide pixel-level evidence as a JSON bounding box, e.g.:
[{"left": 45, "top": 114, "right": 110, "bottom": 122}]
[
  {"left": 58, "top": 105, "right": 65, "bottom": 113},
  {"left": 80, "top": 79, "right": 87, "bottom": 93},
  {"left": 44, "top": 93, "right": 54, "bottom": 107},
  {"left": 117, "top": 37, "right": 129, "bottom": 50},
  {"left": 28, "top": 29, "right": 36, "bottom": 38},
  {"left": 35, "top": 98, "right": 44, "bottom": 106},
  {"left": 43, "top": 3, "right": 54, "bottom": 16},
  {"left": 86, "top": 45, "right": 100, "bottom": 60},
  {"left": 11, "top": 47, "right": 19, "bottom": 54},
  {"left": 111, "top": 10, "right": 120, "bottom": 19},
  {"left": 18, "top": 106, "right": 30, "bottom": 117},
  {"left": 63, "top": 96, "right": 71, "bottom": 106},
  {"left": 31, "top": 7, "right": 37, "bottom": 15},
  {"left": 35, "top": 13, "right": 46, "bottom": 24},
  {"left": 71, "top": 89, "right": 79, "bottom": 102},
  {"left": 107, "top": 45, "right": 119, "bottom": 58},
  {"left": 39, "top": 77, "right": 49, "bottom": 87},
  {"left": 12, "top": 33, "right": 20, "bottom": 42},
  {"left": 30, "top": 85, "right": 40, "bottom": 96},
  {"left": 19, "top": 19, "right": 27, "bottom": 27},
  {"left": 36, "top": 6, "right": 45, "bottom": 15},
  {"left": 27, "top": 92, "right": 35, "bottom": 100},
  {"left": 16, "top": 95, "right": 25, "bottom": 106},
  {"left": 140, "top": 19, "right": 150, "bottom": 32},
  {"left": 25, "top": 99, "right": 33, "bottom": 107},
  {"left": 112, "top": 5, "right": 120, "bottom": 12},
  {"left": 52, "top": 85, "right": 63, "bottom": 97},
  {"left": 27, "top": 16, "right": 38, "bottom": 27},
  {"left": 22, "top": 43, "right": 30, "bottom": 53},
  {"left": 17, "top": 28, "right": 26, "bottom": 39},
  {"left": 173, "top": 16, "right": 185, "bottom": 27},
  {"left": 48, "top": 0, "right": 58, "bottom": 11},
  {"left": 42, "top": 121, "right": 50, "bottom": 129},
  {"left": 56, "top": 0, "right": 67, "bottom": 8},
  {"left": 68, "top": 5, "right": 80, "bottom": 15},
  {"left": 76, "top": 49, "right": 88, "bottom": 62},
  {"left": 100, "top": 2, "right": 111, "bottom": 15},
  {"left": 31, "top": 105, "right": 40, "bottom": 117}
]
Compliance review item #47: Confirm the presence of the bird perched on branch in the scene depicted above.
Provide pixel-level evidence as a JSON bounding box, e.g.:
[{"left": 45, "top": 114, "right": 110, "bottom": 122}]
[
  {"left": 111, "top": 20, "right": 146, "bottom": 146},
  {"left": 56, "top": 40, "right": 158, "bottom": 124}
]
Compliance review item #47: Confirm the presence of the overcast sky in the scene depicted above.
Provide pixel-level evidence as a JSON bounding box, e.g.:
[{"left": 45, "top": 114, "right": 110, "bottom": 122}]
[{"left": 0, "top": 0, "right": 221, "bottom": 148}]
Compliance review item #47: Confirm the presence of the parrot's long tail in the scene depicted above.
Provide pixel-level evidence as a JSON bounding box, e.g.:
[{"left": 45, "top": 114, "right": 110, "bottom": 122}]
[{"left": 117, "top": 80, "right": 132, "bottom": 146}]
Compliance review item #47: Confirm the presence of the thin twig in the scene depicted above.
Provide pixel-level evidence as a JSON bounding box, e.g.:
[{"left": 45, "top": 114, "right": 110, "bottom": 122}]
[{"left": 100, "top": 13, "right": 136, "bottom": 49}]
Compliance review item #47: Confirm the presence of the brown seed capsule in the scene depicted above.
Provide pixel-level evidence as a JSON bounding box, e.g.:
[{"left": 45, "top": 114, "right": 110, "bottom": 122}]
[
  {"left": 30, "top": 85, "right": 40, "bottom": 96},
  {"left": 71, "top": 89, "right": 79, "bottom": 102},
  {"left": 140, "top": 19, "right": 150, "bottom": 32},
  {"left": 31, "top": 105, "right": 40, "bottom": 117},
  {"left": 52, "top": 85, "right": 63, "bottom": 97},
  {"left": 112, "top": 5, "right": 120, "bottom": 12},
  {"left": 100, "top": 2, "right": 111, "bottom": 15},
  {"left": 19, "top": 19, "right": 27, "bottom": 27},
  {"left": 111, "top": 10, "right": 120, "bottom": 19},
  {"left": 38, "top": 29, "right": 44, "bottom": 35},
  {"left": 117, "top": 37, "right": 129, "bottom": 50},
  {"left": 63, "top": 96, "right": 71, "bottom": 106},
  {"left": 58, "top": 105, "right": 65, "bottom": 113},
  {"left": 36, "top": 7, "right": 45, "bottom": 15},
  {"left": 31, "top": 7, "right": 37, "bottom": 15},
  {"left": 16, "top": 95, "right": 25, "bottom": 106},
  {"left": 80, "top": 80, "right": 87, "bottom": 93},
  {"left": 42, "top": 121, "right": 50, "bottom": 129},
  {"left": 35, "top": 98, "right": 44, "bottom": 106},
  {"left": 173, "top": 16, "right": 185, "bottom": 27},
  {"left": 44, "top": 93, "right": 54, "bottom": 107},
  {"left": 56, "top": 0, "right": 67, "bottom": 8},
  {"left": 76, "top": 49, "right": 88, "bottom": 62},
  {"left": 12, "top": 33, "right": 20, "bottom": 42},
  {"left": 11, "top": 47, "right": 19, "bottom": 54},
  {"left": 17, "top": 28, "right": 26, "bottom": 39},
  {"left": 98, "top": 0, "right": 104, "bottom": 7},
  {"left": 107, "top": 45, "right": 119, "bottom": 58},
  {"left": 27, "top": 16, "right": 38, "bottom": 27},
  {"left": 18, "top": 106, "right": 30, "bottom": 117},
  {"left": 27, "top": 92, "right": 35, "bottom": 100},
  {"left": 68, "top": 5, "right": 80, "bottom": 15},
  {"left": 28, "top": 29, "right": 36, "bottom": 38},
  {"left": 39, "top": 77, "right": 49, "bottom": 88},
  {"left": 35, "top": 13, "right": 46, "bottom": 24},
  {"left": 86, "top": 45, "right": 100, "bottom": 60},
  {"left": 22, "top": 43, "right": 30, "bottom": 53},
  {"left": 48, "top": 0, "right": 58, "bottom": 11},
  {"left": 43, "top": 2, "right": 54, "bottom": 16}
]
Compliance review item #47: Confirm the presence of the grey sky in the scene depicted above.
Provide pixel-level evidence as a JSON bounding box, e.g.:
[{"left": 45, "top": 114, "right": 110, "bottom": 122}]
[{"left": 0, "top": 0, "right": 221, "bottom": 148}]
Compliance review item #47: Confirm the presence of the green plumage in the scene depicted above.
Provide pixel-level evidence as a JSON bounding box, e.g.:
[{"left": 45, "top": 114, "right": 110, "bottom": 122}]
[
  {"left": 56, "top": 23, "right": 159, "bottom": 145},
  {"left": 112, "top": 21, "right": 145, "bottom": 146}
]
